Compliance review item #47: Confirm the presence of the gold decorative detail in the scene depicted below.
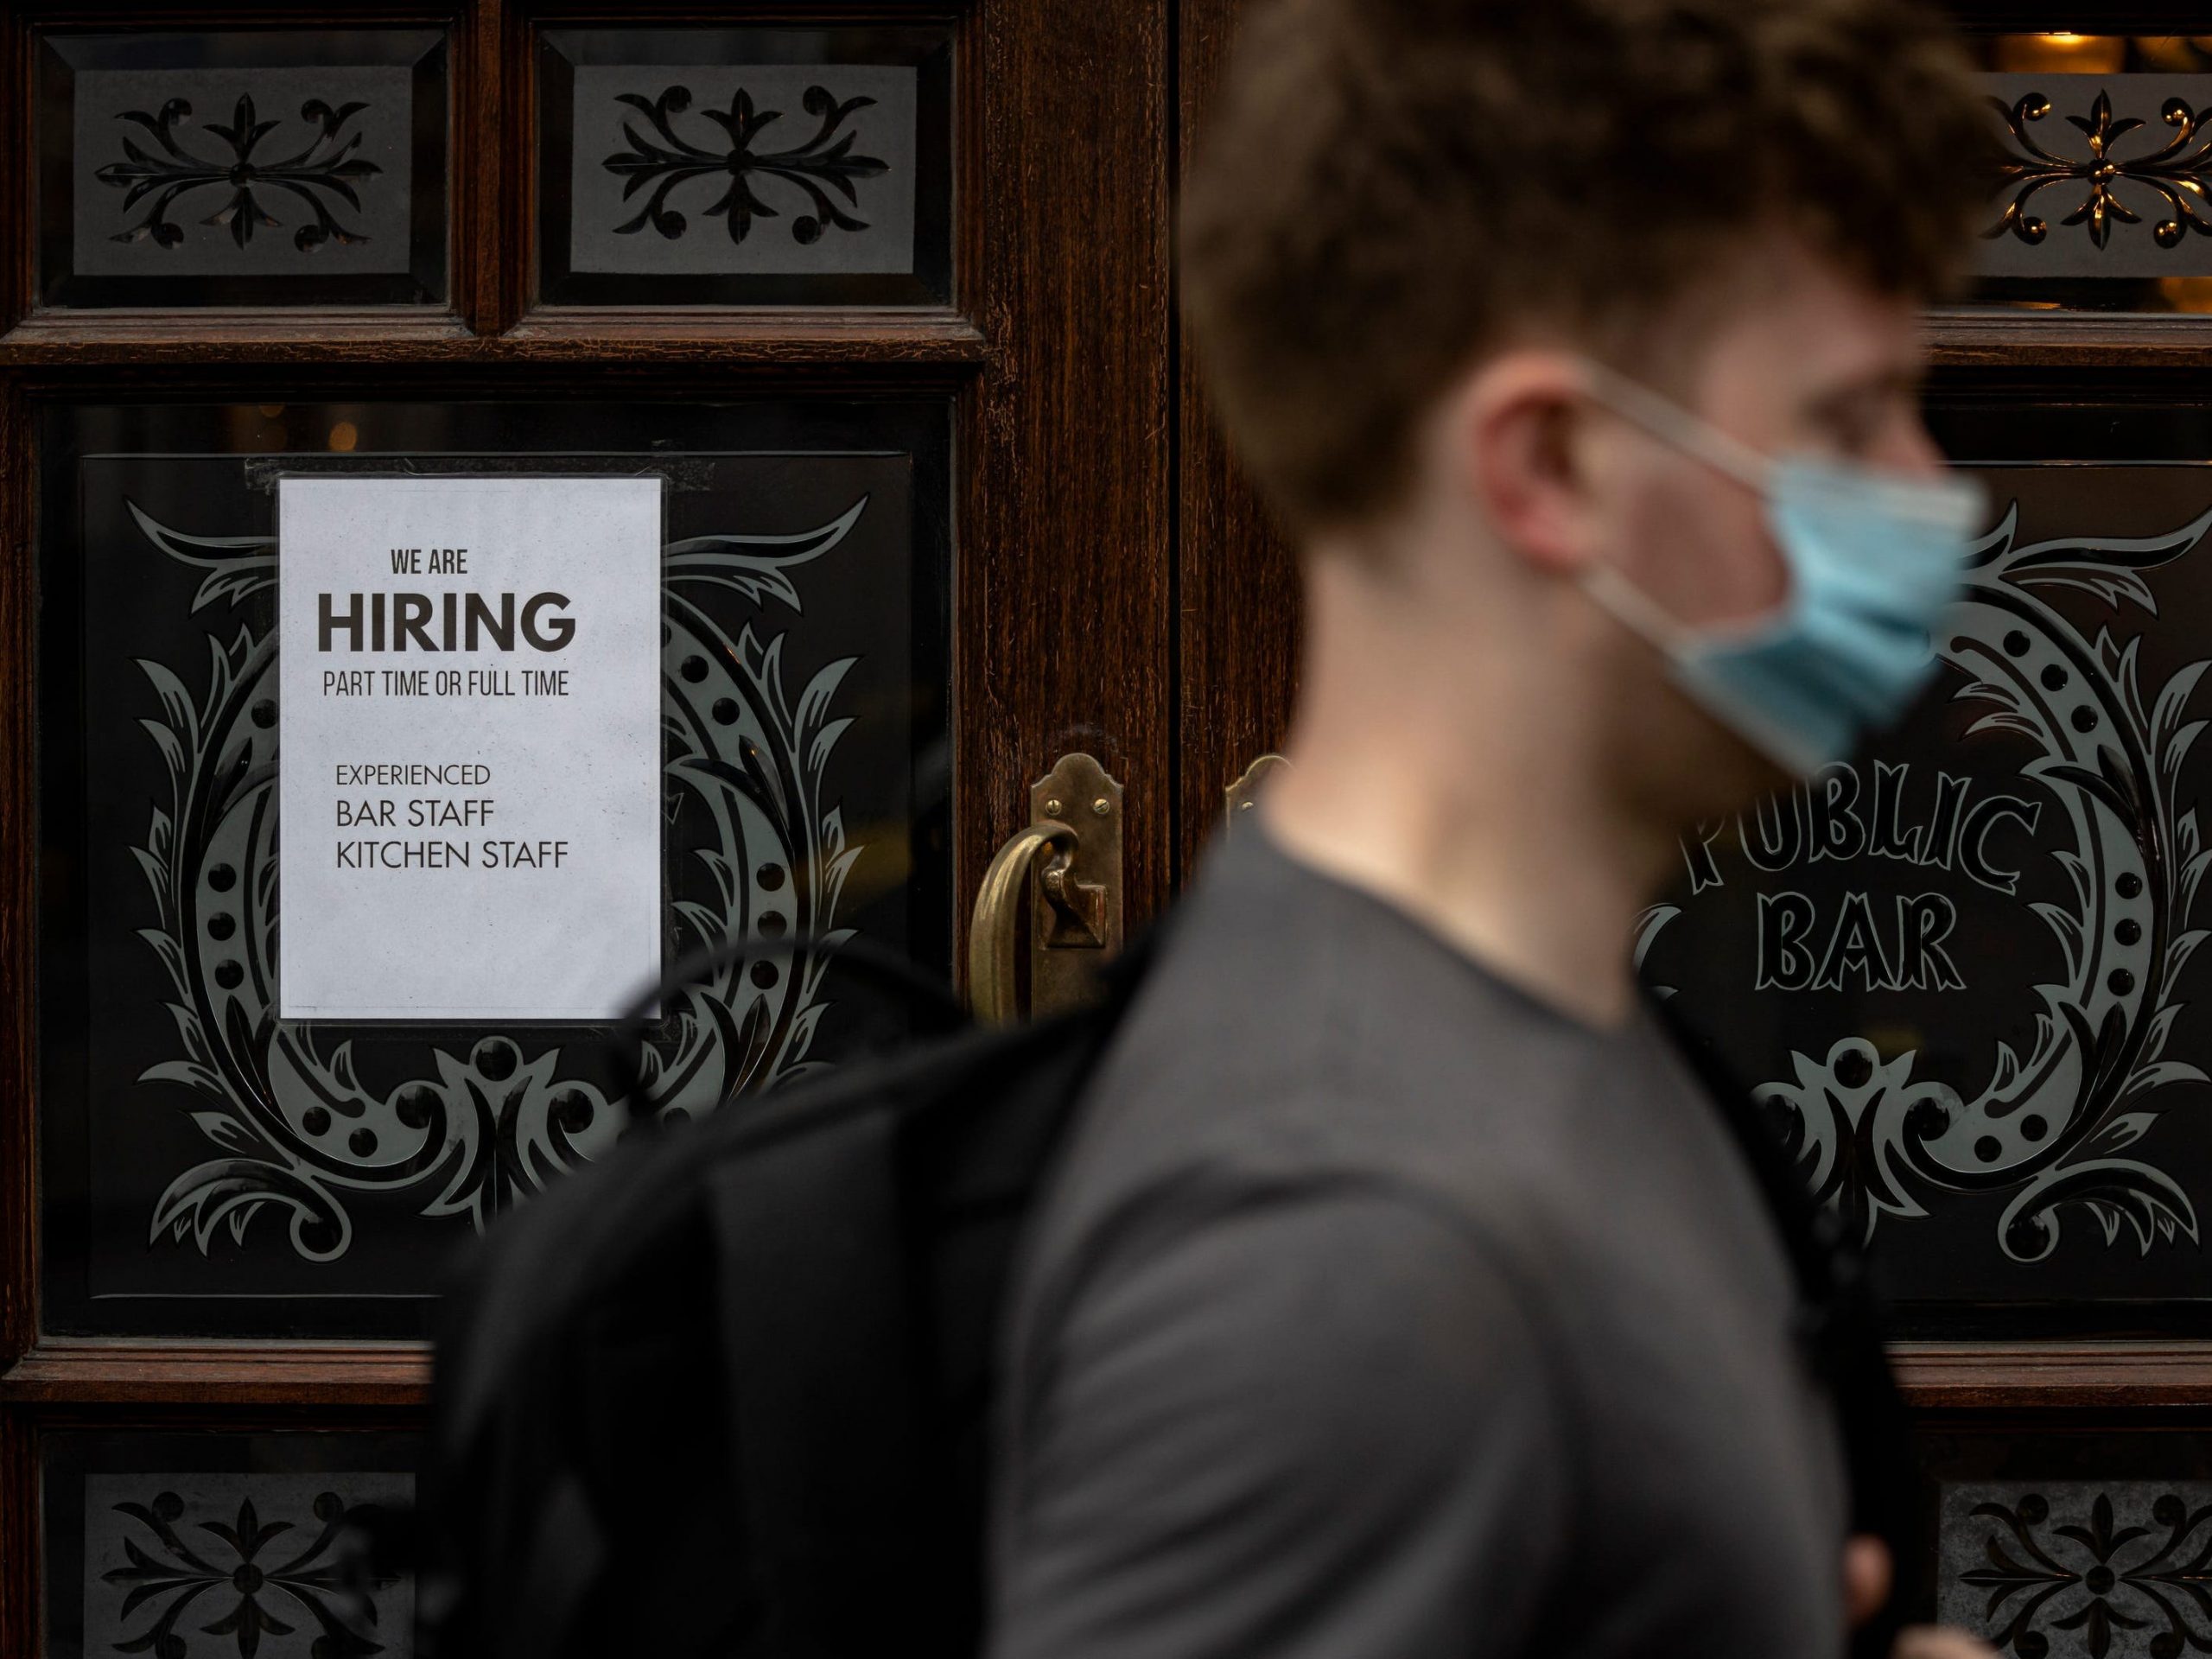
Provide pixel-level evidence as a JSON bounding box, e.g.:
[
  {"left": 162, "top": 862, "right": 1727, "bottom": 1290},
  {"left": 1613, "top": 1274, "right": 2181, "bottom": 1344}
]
[{"left": 1987, "top": 88, "right": 2212, "bottom": 251}]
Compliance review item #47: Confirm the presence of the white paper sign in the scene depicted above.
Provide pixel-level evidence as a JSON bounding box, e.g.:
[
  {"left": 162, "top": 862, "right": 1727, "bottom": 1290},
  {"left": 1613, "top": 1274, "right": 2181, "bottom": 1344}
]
[{"left": 279, "top": 475, "right": 663, "bottom": 1020}]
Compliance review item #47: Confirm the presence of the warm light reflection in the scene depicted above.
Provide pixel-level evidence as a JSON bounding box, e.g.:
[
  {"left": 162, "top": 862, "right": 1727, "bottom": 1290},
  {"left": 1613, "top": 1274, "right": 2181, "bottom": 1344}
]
[
  {"left": 1862, "top": 1025, "right": 1923, "bottom": 1063},
  {"left": 327, "top": 421, "right": 359, "bottom": 453},
  {"left": 2158, "top": 276, "right": 2212, "bottom": 313},
  {"left": 1992, "top": 32, "right": 2127, "bottom": 74},
  {"left": 2136, "top": 37, "right": 2195, "bottom": 72}
]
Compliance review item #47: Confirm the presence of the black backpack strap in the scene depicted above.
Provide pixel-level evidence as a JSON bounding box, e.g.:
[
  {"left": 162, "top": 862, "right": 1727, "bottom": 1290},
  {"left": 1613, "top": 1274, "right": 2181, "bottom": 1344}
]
[
  {"left": 704, "top": 1100, "right": 926, "bottom": 1658},
  {"left": 509, "top": 1471, "right": 607, "bottom": 1656},
  {"left": 1645, "top": 997, "right": 1917, "bottom": 1650},
  {"left": 696, "top": 929, "right": 1170, "bottom": 1659}
]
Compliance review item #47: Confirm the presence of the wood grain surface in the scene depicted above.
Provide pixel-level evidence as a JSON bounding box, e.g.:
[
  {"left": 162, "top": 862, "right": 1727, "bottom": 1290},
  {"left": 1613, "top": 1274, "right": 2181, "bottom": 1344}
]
[{"left": 1172, "top": 0, "right": 1300, "bottom": 880}]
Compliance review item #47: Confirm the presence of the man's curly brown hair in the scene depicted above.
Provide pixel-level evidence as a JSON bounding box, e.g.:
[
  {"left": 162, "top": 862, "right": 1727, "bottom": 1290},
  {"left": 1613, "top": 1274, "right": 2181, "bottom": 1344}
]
[{"left": 1178, "top": 0, "right": 1993, "bottom": 536}]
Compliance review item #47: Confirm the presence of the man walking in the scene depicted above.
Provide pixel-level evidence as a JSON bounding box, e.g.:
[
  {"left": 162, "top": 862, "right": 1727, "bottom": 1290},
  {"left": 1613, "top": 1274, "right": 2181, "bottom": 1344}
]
[{"left": 988, "top": 1, "right": 2000, "bottom": 1654}]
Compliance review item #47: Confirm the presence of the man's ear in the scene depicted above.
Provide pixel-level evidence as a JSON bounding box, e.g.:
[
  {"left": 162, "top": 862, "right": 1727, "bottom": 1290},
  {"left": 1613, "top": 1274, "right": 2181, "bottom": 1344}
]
[{"left": 1452, "top": 352, "right": 1599, "bottom": 578}]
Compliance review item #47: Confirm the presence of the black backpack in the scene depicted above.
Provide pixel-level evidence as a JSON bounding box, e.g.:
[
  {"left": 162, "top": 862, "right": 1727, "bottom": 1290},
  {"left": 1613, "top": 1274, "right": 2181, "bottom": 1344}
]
[{"left": 416, "top": 925, "right": 1917, "bottom": 1659}]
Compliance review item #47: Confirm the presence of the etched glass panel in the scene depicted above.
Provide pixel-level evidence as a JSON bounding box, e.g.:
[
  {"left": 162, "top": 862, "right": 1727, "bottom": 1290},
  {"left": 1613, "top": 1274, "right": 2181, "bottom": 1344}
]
[
  {"left": 537, "top": 26, "right": 953, "bottom": 308},
  {"left": 42, "top": 1429, "right": 420, "bottom": 1659},
  {"left": 1919, "top": 1429, "right": 2212, "bottom": 1656},
  {"left": 1965, "top": 35, "right": 2212, "bottom": 312},
  {"left": 1646, "top": 410, "right": 2212, "bottom": 1330},
  {"left": 1938, "top": 1482, "right": 2212, "bottom": 1656},
  {"left": 35, "top": 29, "right": 448, "bottom": 309},
  {"left": 37, "top": 399, "right": 952, "bottom": 1336}
]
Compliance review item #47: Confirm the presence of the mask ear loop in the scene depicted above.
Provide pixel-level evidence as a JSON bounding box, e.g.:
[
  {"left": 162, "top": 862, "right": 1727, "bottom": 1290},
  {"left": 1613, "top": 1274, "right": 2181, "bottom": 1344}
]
[
  {"left": 1577, "top": 358, "right": 1776, "bottom": 495},
  {"left": 1581, "top": 563, "right": 1695, "bottom": 652},
  {"left": 1573, "top": 358, "right": 1795, "bottom": 648}
]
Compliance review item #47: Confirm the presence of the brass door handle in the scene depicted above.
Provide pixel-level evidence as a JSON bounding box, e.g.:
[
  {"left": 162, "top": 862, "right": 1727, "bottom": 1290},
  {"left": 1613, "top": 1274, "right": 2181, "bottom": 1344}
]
[
  {"left": 968, "top": 822, "right": 1074, "bottom": 1025},
  {"left": 967, "top": 753, "right": 1125, "bottom": 1025}
]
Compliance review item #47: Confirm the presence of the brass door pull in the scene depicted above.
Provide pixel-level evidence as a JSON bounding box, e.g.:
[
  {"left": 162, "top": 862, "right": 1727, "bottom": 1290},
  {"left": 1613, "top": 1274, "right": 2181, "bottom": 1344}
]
[
  {"left": 969, "top": 822, "right": 1073, "bottom": 1025},
  {"left": 968, "top": 753, "right": 1125, "bottom": 1025}
]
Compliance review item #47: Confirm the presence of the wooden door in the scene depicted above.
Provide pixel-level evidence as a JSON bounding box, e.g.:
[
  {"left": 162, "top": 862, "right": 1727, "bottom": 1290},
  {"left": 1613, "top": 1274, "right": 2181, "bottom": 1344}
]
[
  {"left": 0, "top": 1, "right": 1170, "bottom": 1649},
  {"left": 1176, "top": 3, "right": 2212, "bottom": 1647}
]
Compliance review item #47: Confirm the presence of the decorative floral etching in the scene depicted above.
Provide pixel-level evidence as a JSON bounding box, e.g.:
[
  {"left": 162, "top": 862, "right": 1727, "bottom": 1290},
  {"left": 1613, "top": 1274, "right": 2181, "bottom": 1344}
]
[
  {"left": 1941, "top": 1483, "right": 2212, "bottom": 1658},
  {"left": 96, "top": 94, "right": 382, "bottom": 253},
  {"left": 124, "top": 495, "right": 869, "bottom": 1261},
  {"left": 1643, "top": 503, "right": 2212, "bottom": 1262},
  {"left": 601, "top": 83, "right": 887, "bottom": 245},
  {"left": 91, "top": 1477, "right": 410, "bottom": 1658}
]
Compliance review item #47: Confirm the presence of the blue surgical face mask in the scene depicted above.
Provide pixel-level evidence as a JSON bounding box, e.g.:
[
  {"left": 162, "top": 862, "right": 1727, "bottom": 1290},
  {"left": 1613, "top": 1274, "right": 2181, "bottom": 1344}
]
[{"left": 1574, "top": 359, "right": 1985, "bottom": 777}]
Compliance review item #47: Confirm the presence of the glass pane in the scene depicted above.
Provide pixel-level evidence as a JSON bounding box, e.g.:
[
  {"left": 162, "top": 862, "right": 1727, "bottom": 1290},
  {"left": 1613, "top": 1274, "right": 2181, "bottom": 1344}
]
[
  {"left": 42, "top": 1429, "right": 419, "bottom": 1659},
  {"left": 35, "top": 29, "right": 448, "bottom": 309},
  {"left": 1920, "top": 1427, "right": 2212, "bottom": 1654},
  {"left": 1644, "top": 409, "right": 2212, "bottom": 1332},
  {"left": 37, "top": 398, "right": 952, "bottom": 1337},
  {"left": 536, "top": 26, "right": 953, "bottom": 308},
  {"left": 1962, "top": 34, "right": 2212, "bottom": 314}
]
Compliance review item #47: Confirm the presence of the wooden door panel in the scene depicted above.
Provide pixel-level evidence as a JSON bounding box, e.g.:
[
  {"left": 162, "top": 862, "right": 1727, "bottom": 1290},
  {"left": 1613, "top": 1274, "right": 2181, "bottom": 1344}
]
[
  {"left": 532, "top": 22, "right": 955, "bottom": 311},
  {"left": 34, "top": 26, "right": 452, "bottom": 313},
  {"left": 34, "top": 394, "right": 952, "bottom": 1338},
  {"left": 1, "top": 0, "right": 1172, "bottom": 1647},
  {"left": 1173, "top": 0, "right": 1295, "bottom": 879}
]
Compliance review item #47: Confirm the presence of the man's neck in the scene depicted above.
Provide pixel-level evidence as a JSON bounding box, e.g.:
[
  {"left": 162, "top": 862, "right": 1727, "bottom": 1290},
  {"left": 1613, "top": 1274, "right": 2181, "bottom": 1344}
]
[
  {"left": 1262, "top": 739, "right": 1672, "bottom": 1030},
  {"left": 1261, "top": 575, "right": 1678, "bottom": 1029}
]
